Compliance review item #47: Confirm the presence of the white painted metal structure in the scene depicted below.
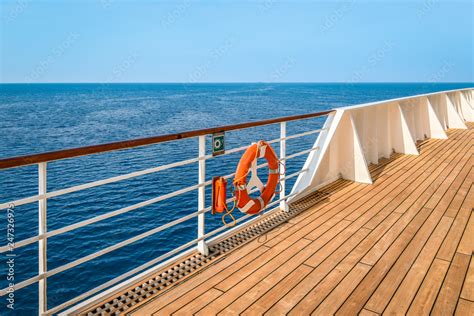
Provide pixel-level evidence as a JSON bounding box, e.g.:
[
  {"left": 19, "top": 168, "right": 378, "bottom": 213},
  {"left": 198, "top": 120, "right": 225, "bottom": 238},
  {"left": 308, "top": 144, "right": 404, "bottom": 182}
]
[
  {"left": 291, "top": 88, "right": 473, "bottom": 201},
  {"left": 0, "top": 87, "right": 472, "bottom": 315}
]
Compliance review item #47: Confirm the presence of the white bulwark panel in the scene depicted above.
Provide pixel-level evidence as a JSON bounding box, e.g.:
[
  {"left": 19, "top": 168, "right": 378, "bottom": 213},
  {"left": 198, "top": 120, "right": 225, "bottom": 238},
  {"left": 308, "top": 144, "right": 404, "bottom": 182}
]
[{"left": 290, "top": 88, "right": 473, "bottom": 202}]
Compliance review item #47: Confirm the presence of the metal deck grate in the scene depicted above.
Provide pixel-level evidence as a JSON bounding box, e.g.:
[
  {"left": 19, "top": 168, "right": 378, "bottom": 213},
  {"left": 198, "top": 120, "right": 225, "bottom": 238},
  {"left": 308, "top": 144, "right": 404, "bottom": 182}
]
[{"left": 84, "top": 187, "right": 334, "bottom": 315}]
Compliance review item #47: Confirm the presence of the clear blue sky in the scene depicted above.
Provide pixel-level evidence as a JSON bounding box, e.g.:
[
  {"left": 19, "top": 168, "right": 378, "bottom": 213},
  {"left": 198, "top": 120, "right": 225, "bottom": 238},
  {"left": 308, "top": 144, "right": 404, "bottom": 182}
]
[{"left": 0, "top": 0, "right": 472, "bottom": 83}]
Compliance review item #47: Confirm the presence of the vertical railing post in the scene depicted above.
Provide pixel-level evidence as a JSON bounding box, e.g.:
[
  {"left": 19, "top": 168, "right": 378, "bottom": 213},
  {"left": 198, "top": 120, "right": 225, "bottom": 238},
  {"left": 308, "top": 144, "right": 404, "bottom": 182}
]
[
  {"left": 38, "top": 162, "right": 48, "bottom": 315},
  {"left": 197, "top": 136, "right": 209, "bottom": 255},
  {"left": 280, "top": 122, "right": 289, "bottom": 212}
]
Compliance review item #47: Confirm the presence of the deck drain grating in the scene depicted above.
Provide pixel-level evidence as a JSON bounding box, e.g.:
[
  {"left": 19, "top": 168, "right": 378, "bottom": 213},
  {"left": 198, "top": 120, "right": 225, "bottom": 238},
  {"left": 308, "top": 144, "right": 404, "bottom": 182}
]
[{"left": 85, "top": 188, "right": 332, "bottom": 315}]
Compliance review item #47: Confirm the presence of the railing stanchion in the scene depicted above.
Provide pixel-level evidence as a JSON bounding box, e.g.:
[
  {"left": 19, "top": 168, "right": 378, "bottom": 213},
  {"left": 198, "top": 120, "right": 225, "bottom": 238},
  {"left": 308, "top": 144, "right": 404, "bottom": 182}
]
[
  {"left": 38, "top": 162, "right": 48, "bottom": 314},
  {"left": 280, "top": 122, "right": 289, "bottom": 212},
  {"left": 197, "top": 136, "right": 209, "bottom": 255}
]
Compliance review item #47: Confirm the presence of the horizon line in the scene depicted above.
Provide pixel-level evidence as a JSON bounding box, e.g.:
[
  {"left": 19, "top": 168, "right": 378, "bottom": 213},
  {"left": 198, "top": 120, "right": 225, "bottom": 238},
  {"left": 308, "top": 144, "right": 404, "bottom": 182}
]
[{"left": 1, "top": 81, "right": 473, "bottom": 85}]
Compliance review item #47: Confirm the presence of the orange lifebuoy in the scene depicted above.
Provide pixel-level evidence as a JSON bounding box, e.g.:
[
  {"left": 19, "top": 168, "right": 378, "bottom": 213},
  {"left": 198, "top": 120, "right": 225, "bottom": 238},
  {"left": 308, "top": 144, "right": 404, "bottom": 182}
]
[{"left": 233, "top": 140, "right": 280, "bottom": 215}]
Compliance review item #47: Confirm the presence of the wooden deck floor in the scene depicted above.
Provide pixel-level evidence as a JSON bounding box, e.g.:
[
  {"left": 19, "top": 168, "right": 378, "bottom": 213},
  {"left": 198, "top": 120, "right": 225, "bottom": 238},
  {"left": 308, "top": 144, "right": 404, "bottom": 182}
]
[{"left": 128, "top": 124, "right": 473, "bottom": 316}]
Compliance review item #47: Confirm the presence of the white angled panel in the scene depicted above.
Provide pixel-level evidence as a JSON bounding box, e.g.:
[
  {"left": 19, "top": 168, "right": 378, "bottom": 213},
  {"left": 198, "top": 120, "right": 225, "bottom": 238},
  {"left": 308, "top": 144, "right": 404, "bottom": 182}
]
[
  {"left": 414, "top": 98, "right": 424, "bottom": 141},
  {"left": 367, "top": 108, "right": 379, "bottom": 165},
  {"left": 396, "top": 103, "right": 419, "bottom": 155},
  {"left": 348, "top": 113, "right": 373, "bottom": 184},
  {"left": 444, "top": 94, "right": 467, "bottom": 129},
  {"left": 459, "top": 91, "right": 474, "bottom": 122},
  {"left": 426, "top": 97, "right": 448, "bottom": 139},
  {"left": 432, "top": 94, "right": 449, "bottom": 130},
  {"left": 399, "top": 101, "right": 416, "bottom": 142},
  {"left": 377, "top": 105, "right": 392, "bottom": 159}
]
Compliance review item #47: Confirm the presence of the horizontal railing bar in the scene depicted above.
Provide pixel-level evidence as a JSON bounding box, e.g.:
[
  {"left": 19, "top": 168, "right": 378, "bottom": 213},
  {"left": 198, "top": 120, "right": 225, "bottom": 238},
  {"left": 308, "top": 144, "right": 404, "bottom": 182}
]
[
  {"left": 0, "top": 156, "right": 202, "bottom": 210},
  {"left": 0, "top": 235, "right": 36, "bottom": 253},
  {"left": 216, "top": 160, "right": 270, "bottom": 185},
  {"left": 45, "top": 212, "right": 205, "bottom": 279},
  {"left": 0, "top": 184, "right": 211, "bottom": 253},
  {"left": 0, "top": 110, "right": 333, "bottom": 169},
  {"left": 281, "top": 168, "right": 309, "bottom": 181},
  {"left": 281, "top": 128, "right": 323, "bottom": 141},
  {"left": 282, "top": 146, "right": 320, "bottom": 161},
  {"left": 1, "top": 211, "right": 207, "bottom": 296},
  {"left": 0, "top": 274, "right": 38, "bottom": 297},
  {"left": 46, "top": 157, "right": 202, "bottom": 198},
  {"left": 0, "top": 127, "right": 323, "bottom": 211},
  {"left": 0, "top": 196, "right": 38, "bottom": 211},
  {"left": 206, "top": 127, "right": 323, "bottom": 157}
]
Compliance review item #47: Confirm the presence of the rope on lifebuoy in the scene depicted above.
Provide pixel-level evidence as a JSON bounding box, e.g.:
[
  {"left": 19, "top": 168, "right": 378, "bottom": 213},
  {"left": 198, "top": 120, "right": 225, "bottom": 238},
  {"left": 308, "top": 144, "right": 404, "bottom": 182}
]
[{"left": 232, "top": 140, "right": 281, "bottom": 215}]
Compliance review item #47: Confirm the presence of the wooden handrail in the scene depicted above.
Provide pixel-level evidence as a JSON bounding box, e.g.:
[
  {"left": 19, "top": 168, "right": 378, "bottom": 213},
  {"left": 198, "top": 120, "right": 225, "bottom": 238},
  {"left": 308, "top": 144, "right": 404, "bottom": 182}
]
[{"left": 0, "top": 110, "right": 334, "bottom": 169}]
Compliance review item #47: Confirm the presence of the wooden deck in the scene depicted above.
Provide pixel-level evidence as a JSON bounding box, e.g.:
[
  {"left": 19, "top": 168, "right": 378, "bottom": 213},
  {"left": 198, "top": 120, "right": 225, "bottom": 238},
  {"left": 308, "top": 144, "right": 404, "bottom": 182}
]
[{"left": 122, "top": 124, "right": 472, "bottom": 315}]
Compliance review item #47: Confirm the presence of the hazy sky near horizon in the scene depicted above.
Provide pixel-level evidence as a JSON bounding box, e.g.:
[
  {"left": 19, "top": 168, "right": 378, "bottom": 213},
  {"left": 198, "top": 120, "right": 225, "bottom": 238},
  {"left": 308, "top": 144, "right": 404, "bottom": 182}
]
[{"left": 0, "top": 0, "right": 472, "bottom": 83}]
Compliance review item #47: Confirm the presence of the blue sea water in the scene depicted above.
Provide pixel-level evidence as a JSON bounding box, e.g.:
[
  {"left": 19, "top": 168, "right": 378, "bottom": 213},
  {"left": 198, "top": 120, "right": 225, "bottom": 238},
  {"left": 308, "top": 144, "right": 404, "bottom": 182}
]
[{"left": 0, "top": 82, "right": 472, "bottom": 315}]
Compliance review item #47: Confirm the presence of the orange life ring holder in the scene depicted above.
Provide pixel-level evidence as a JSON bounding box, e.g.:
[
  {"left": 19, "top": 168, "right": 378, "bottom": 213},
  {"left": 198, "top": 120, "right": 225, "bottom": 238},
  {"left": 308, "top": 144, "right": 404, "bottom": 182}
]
[{"left": 233, "top": 140, "right": 280, "bottom": 215}]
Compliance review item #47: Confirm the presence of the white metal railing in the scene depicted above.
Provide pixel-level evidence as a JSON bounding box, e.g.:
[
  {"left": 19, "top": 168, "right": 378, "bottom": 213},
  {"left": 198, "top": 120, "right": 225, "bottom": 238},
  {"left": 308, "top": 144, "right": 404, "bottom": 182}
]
[{"left": 0, "top": 116, "right": 327, "bottom": 315}]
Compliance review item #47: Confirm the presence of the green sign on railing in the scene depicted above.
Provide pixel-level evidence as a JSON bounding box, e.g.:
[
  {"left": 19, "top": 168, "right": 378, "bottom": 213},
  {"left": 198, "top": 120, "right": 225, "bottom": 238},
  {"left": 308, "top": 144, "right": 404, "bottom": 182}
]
[{"left": 212, "top": 132, "right": 225, "bottom": 156}]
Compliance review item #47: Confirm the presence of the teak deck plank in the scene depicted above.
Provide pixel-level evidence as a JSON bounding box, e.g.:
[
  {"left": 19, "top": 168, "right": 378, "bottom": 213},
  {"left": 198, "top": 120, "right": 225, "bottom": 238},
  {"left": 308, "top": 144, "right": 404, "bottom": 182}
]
[
  {"left": 457, "top": 210, "right": 474, "bottom": 256},
  {"left": 461, "top": 256, "right": 474, "bottom": 301},
  {"left": 455, "top": 299, "right": 474, "bottom": 315},
  {"left": 172, "top": 288, "right": 223, "bottom": 316},
  {"left": 311, "top": 262, "right": 372, "bottom": 315},
  {"left": 432, "top": 253, "right": 471, "bottom": 315},
  {"left": 407, "top": 258, "right": 451, "bottom": 315},
  {"left": 240, "top": 264, "right": 313, "bottom": 315},
  {"left": 124, "top": 125, "right": 473, "bottom": 316}
]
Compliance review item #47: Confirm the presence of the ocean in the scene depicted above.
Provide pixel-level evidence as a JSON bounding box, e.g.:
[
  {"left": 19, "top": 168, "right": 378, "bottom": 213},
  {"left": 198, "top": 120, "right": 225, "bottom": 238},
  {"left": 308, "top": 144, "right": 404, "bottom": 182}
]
[{"left": 0, "top": 82, "right": 472, "bottom": 314}]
